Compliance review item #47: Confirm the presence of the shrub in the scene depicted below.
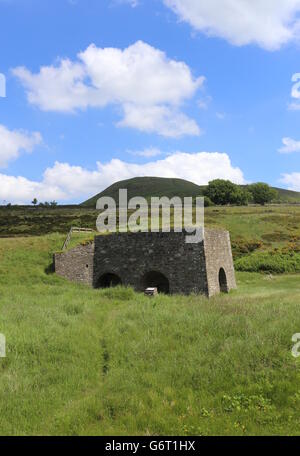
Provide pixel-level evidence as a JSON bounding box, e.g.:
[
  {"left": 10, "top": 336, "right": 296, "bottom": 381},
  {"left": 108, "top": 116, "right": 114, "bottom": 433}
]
[
  {"left": 232, "top": 239, "right": 263, "bottom": 258},
  {"left": 235, "top": 251, "right": 300, "bottom": 273}
]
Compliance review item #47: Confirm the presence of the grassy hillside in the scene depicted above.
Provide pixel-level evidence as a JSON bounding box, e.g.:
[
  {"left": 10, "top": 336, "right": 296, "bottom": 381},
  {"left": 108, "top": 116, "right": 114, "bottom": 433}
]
[
  {"left": 2, "top": 204, "right": 300, "bottom": 256},
  {"left": 1, "top": 234, "right": 300, "bottom": 435},
  {"left": 246, "top": 185, "right": 300, "bottom": 203},
  {"left": 81, "top": 177, "right": 300, "bottom": 207},
  {"left": 81, "top": 177, "right": 204, "bottom": 207}
]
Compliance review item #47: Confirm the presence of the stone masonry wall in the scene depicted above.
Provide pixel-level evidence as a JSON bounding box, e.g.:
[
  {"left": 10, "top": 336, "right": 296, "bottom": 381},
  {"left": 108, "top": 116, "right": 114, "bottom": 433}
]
[
  {"left": 54, "top": 242, "right": 94, "bottom": 286},
  {"left": 54, "top": 229, "right": 236, "bottom": 297},
  {"left": 93, "top": 232, "right": 208, "bottom": 295},
  {"left": 203, "top": 229, "right": 237, "bottom": 297}
]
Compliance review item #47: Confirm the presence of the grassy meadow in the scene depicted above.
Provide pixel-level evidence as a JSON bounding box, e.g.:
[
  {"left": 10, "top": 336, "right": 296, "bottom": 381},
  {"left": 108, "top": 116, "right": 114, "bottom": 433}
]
[
  {"left": 2, "top": 204, "right": 300, "bottom": 250},
  {"left": 3, "top": 204, "right": 300, "bottom": 272},
  {"left": 0, "top": 232, "right": 300, "bottom": 435}
]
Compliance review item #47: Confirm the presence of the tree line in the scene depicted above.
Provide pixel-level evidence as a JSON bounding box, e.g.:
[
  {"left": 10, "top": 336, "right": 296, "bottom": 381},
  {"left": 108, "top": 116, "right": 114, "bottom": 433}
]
[
  {"left": 31, "top": 199, "right": 58, "bottom": 207},
  {"left": 204, "top": 180, "right": 278, "bottom": 206}
]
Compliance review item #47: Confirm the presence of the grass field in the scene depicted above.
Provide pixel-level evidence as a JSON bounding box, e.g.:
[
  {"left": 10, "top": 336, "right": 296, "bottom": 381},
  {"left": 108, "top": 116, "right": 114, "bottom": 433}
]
[
  {"left": 1, "top": 234, "right": 300, "bottom": 435},
  {"left": 3, "top": 204, "right": 300, "bottom": 272},
  {"left": 2, "top": 204, "right": 300, "bottom": 249}
]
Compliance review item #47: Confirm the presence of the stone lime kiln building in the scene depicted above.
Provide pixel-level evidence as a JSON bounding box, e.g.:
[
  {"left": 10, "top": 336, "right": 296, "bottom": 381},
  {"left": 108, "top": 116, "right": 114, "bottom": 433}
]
[{"left": 54, "top": 229, "right": 236, "bottom": 297}]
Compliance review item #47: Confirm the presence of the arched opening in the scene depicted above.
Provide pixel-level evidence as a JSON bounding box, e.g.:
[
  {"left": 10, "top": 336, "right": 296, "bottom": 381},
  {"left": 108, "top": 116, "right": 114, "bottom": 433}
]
[
  {"left": 141, "top": 271, "right": 170, "bottom": 294},
  {"left": 219, "top": 268, "right": 228, "bottom": 293},
  {"left": 97, "top": 273, "right": 122, "bottom": 289}
]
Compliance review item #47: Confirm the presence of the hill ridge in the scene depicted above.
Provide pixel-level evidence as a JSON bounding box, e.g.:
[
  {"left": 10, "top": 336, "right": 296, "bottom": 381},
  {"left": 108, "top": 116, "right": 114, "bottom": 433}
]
[{"left": 80, "top": 176, "right": 300, "bottom": 207}]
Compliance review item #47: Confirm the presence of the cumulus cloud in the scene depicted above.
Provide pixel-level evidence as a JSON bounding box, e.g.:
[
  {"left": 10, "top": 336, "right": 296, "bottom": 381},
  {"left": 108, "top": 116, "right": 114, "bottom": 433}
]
[
  {"left": 0, "top": 151, "right": 245, "bottom": 204},
  {"left": 0, "top": 174, "right": 64, "bottom": 205},
  {"left": 278, "top": 137, "right": 300, "bottom": 153},
  {"left": 13, "top": 41, "right": 203, "bottom": 137},
  {"left": 118, "top": 104, "right": 201, "bottom": 137},
  {"left": 280, "top": 172, "right": 300, "bottom": 191},
  {"left": 164, "top": 0, "right": 300, "bottom": 50},
  {"left": 0, "top": 124, "right": 42, "bottom": 168}
]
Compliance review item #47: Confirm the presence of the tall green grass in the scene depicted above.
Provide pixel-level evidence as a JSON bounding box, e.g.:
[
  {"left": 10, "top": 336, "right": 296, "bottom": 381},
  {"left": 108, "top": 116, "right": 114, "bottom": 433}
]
[{"left": 1, "top": 235, "right": 300, "bottom": 435}]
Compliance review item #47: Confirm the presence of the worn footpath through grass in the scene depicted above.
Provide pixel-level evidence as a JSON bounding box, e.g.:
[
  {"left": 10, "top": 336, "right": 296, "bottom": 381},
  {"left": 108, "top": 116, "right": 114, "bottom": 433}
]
[{"left": 0, "top": 235, "right": 300, "bottom": 435}]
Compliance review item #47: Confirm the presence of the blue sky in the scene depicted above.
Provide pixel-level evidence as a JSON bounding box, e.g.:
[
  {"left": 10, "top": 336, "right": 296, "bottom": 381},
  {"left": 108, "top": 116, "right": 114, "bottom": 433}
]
[{"left": 1, "top": 0, "right": 300, "bottom": 203}]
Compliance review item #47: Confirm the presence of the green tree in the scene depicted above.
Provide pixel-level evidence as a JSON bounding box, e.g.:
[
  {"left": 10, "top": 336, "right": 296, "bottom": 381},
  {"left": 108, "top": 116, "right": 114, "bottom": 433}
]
[
  {"left": 249, "top": 183, "right": 278, "bottom": 205},
  {"left": 32, "top": 198, "right": 38, "bottom": 206},
  {"left": 229, "top": 187, "right": 251, "bottom": 206},
  {"left": 205, "top": 180, "right": 250, "bottom": 206}
]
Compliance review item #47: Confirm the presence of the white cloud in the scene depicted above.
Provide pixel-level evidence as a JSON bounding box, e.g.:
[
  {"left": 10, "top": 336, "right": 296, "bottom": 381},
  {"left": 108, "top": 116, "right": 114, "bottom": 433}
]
[
  {"left": 13, "top": 60, "right": 95, "bottom": 113},
  {"left": 13, "top": 41, "right": 204, "bottom": 138},
  {"left": 0, "top": 151, "right": 245, "bottom": 204},
  {"left": 0, "top": 174, "right": 64, "bottom": 205},
  {"left": 118, "top": 104, "right": 201, "bottom": 137},
  {"left": 278, "top": 137, "right": 300, "bottom": 153},
  {"left": 0, "top": 124, "right": 42, "bottom": 168},
  {"left": 164, "top": 0, "right": 300, "bottom": 50},
  {"left": 280, "top": 172, "right": 300, "bottom": 191}
]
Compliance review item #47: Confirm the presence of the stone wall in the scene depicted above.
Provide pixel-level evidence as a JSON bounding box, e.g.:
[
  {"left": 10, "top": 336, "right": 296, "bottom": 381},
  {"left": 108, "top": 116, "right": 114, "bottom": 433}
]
[
  {"left": 54, "top": 229, "right": 237, "bottom": 297},
  {"left": 93, "top": 232, "right": 208, "bottom": 294},
  {"left": 204, "top": 229, "right": 237, "bottom": 297},
  {"left": 54, "top": 242, "right": 94, "bottom": 286}
]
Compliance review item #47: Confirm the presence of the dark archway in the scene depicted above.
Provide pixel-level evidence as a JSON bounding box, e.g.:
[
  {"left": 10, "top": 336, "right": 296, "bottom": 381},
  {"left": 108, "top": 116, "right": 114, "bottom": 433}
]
[
  {"left": 219, "top": 268, "right": 228, "bottom": 293},
  {"left": 141, "top": 271, "right": 170, "bottom": 294},
  {"left": 97, "top": 273, "right": 122, "bottom": 289}
]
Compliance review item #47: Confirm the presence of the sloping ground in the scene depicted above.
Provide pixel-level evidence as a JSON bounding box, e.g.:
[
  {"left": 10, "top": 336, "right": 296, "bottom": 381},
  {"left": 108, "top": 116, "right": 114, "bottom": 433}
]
[
  {"left": 0, "top": 235, "right": 300, "bottom": 435},
  {"left": 80, "top": 176, "right": 300, "bottom": 207},
  {"left": 2, "top": 205, "right": 300, "bottom": 257},
  {"left": 3, "top": 204, "right": 300, "bottom": 274},
  {"left": 81, "top": 177, "right": 204, "bottom": 207},
  {"left": 272, "top": 187, "right": 300, "bottom": 202},
  {"left": 244, "top": 185, "right": 300, "bottom": 203}
]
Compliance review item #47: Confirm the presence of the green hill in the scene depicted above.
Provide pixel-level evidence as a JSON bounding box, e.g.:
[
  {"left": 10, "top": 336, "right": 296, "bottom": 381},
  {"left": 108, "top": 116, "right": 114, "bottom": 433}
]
[
  {"left": 81, "top": 176, "right": 300, "bottom": 207},
  {"left": 269, "top": 186, "right": 300, "bottom": 202},
  {"left": 81, "top": 177, "right": 204, "bottom": 207}
]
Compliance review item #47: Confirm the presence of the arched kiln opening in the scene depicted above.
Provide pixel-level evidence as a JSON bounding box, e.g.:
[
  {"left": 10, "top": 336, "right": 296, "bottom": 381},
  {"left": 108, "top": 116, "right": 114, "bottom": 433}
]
[
  {"left": 97, "top": 273, "right": 122, "bottom": 289},
  {"left": 219, "top": 268, "right": 228, "bottom": 293},
  {"left": 141, "top": 271, "right": 170, "bottom": 294}
]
